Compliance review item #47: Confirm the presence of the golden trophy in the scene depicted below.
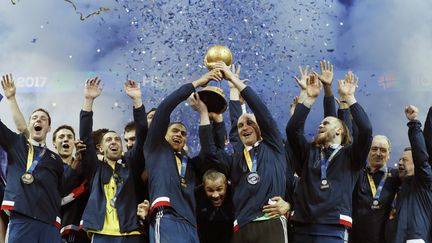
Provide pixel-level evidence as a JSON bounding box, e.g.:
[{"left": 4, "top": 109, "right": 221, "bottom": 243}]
[{"left": 198, "top": 45, "right": 231, "bottom": 114}]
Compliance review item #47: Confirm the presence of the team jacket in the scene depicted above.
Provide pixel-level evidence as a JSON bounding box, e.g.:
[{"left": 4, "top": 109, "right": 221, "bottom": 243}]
[
  {"left": 79, "top": 105, "right": 147, "bottom": 233},
  {"left": 351, "top": 167, "right": 400, "bottom": 243},
  {"left": 385, "top": 120, "right": 432, "bottom": 243},
  {"left": 286, "top": 102, "right": 372, "bottom": 227},
  {"left": 0, "top": 120, "right": 66, "bottom": 228},
  {"left": 200, "top": 86, "right": 287, "bottom": 230},
  {"left": 144, "top": 83, "right": 209, "bottom": 226},
  {"left": 195, "top": 184, "right": 234, "bottom": 243}
]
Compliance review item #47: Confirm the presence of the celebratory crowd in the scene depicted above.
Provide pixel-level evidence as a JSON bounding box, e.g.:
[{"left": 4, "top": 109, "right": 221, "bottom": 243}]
[{"left": 0, "top": 60, "right": 431, "bottom": 243}]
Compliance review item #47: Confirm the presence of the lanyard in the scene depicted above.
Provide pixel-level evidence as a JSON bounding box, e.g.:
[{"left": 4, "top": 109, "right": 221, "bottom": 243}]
[
  {"left": 109, "top": 162, "right": 124, "bottom": 207},
  {"left": 26, "top": 142, "right": 47, "bottom": 173},
  {"left": 243, "top": 147, "right": 258, "bottom": 172},
  {"left": 320, "top": 145, "right": 342, "bottom": 181},
  {"left": 367, "top": 168, "right": 388, "bottom": 200},
  {"left": 175, "top": 153, "right": 188, "bottom": 177}
]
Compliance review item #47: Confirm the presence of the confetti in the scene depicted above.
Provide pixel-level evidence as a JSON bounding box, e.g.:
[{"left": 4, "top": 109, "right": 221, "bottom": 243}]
[{"left": 64, "top": 0, "right": 111, "bottom": 21}]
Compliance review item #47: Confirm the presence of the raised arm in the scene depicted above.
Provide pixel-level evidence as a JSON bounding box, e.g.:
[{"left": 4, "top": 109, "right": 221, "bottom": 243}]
[
  {"left": 337, "top": 101, "right": 354, "bottom": 138},
  {"left": 338, "top": 71, "right": 373, "bottom": 170},
  {"left": 228, "top": 64, "right": 244, "bottom": 152},
  {"left": 123, "top": 80, "right": 148, "bottom": 175},
  {"left": 209, "top": 113, "right": 226, "bottom": 150},
  {"left": 286, "top": 74, "right": 322, "bottom": 166},
  {"left": 145, "top": 70, "right": 222, "bottom": 150},
  {"left": 214, "top": 62, "right": 284, "bottom": 153},
  {"left": 188, "top": 93, "right": 230, "bottom": 174},
  {"left": 313, "top": 60, "right": 337, "bottom": 117},
  {"left": 80, "top": 77, "right": 103, "bottom": 179},
  {"left": 1, "top": 74, "right": 29, "bottom": 138},
  {"left": 405, "top": 105, "right": 432, "bottom": 188}
]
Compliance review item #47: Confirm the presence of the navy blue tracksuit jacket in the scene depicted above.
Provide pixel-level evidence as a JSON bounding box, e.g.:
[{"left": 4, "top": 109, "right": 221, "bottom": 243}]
[
  {"left": 200, "top": 86, "right": 287, "bottom": 230},
  {"left": 79, "top": 105, "right": 147, "bottom": 233},
  {"left": 286, "top": 102, "right": 372, "bottom": 227},
  {"left": 385, "top": 120, "right": 432, "bottom": 243}
]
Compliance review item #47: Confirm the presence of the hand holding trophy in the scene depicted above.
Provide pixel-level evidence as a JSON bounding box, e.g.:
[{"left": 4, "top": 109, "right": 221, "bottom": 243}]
[{"left": 198, "top": 45, "right": 232, "bottom": 114}]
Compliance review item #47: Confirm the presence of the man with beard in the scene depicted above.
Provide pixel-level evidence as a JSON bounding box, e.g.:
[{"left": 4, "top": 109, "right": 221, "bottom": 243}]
[
  {"left": 0, "top": 73, "right": 66, "bottom": 242},
  {"left": 384, "top": 105, "right": 432, "bottom": 243},
  {"left": 350, "top": 135, "right": 400, "bottom": 243},
  {"left": 79, "top": 78, "right": 148, "bottom": 243},
  {"left": 123, "top": 122, "right": 137, "bottom": 152},
  {"left": 286, "top": 71, "right": 372, "bottom": 242}
]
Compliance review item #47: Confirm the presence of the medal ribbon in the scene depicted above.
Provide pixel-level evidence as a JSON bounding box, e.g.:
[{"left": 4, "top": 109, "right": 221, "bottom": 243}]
[
  {"left": 175, "top": 153, "right": 188, "bottom": 178},
  {"left": 320, "top": 145, "right": 343, "bottom": 182},
  {"left": 110, "top": 162, "right": 123, "bottom": 207},
  {"left": 26, "top": 141, "right": 47, "bottom": 173},
  {"left": 243, "top": 147, "right": 258, "bottom": 172},
  {"left": 367, "top": 167, "right": 388, "bottom": 201}
]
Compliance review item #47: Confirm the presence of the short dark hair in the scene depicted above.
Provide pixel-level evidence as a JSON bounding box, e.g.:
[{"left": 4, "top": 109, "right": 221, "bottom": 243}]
[
  {"left": 92, "top": 128, "right": 109, "bottom": 147},
  {"left": 31, "top": 108, "right": 51, "bottom": 126},
  {"left": 404, "top": 147, "right": 412, "bottom": 152},
  {"left": 52, "top": 125, "right": 75, "bottom": 142},
  {"left": 168, "top": 122, "right": 186, "bottom": 129},
  {"left": 124, "top": 121, "right": 135, "bottom": 134}
]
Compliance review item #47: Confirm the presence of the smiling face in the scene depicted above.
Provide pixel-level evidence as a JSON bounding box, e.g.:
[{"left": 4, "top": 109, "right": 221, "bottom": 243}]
[
  {"left": 204, "top": 177, "right": 227, "bottom": 207},
  {"left": 316, "top": 116, "right": 342, "bottom": 146},
  {"left": 165, "top": 123, "right": 186, "bottom": 152},
  {"left": 101, "top": 131, "right": 123, "bottom": 162},
  {"left": 398, "top": 149, "right": 414, "bottom": 178},
  {"left": 53, "top": 128, "right": 75, "bottom": 159},
  {"left": 28, "top": 110, "right": 51, "bottom": 143},
  {"left": 367, "top": 135, "right": 391, "bottom": 170},
  {"left": 238, "top": 114, "right": 261, "bottom": 147}
]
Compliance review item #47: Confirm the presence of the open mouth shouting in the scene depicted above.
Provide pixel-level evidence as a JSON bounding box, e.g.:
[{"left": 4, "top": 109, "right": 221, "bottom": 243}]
[
  {"left": 109, "top": 145, "right": 120, "bottom": 153},
  {"left": 172, "top": 136, "right": 183, "bottom": 145},
  {"left": 34, "top": 124, "right": 43, "bottom": 132}
]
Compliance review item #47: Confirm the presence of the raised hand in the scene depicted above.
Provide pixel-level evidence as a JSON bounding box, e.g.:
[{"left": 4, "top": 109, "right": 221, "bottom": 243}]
[
  {"left": 313, "top": 60, "right": 334, "bottom": 86},
  {"left": 71, "top": 140, "right": 86, "bottom": 169},
  {"left": 208, "top": 112, "right": 223, "bottom": 123},
  {"left": 212, "top": 62, "right": 239, "bottom": 83},
  {"left": 1, "top": 73, "right": 16, "bottom": 99},
  {"left": 294, "top": 65, "right": 310, "bottom": 90},
  {"left": 338, "top": 70, "right": 357, "bottom": 98},
  {"left": 306, "top": 74, "right": 322, "bottom": 98},
  {"left": 192, "top": 69, "right": 223, "bottom": 88},
  {"left": 84, "top": 77, "right": 103, "bottom": 100},
  {"left": 405, "top": 105, "right": 419, "bottom": 121},
  {"left": 124, "top": 80, "right": 141, "bottom": 99},
  {"left": 188, "top": 92, "right": 208, "bottom": 114},
  {"left": 228, "top": 64, "right": 242, "bottom": 89}
]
